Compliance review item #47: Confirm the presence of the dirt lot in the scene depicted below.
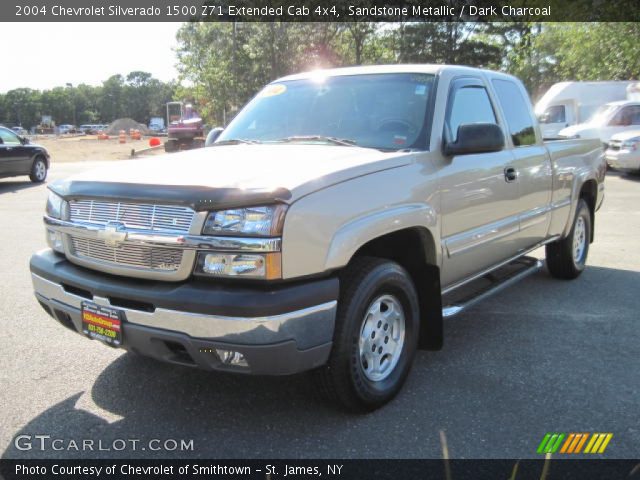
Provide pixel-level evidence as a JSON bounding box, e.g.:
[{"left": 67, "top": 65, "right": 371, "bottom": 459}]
[{"left": 30, "top": 135, "right": 165, "bottom": 163}]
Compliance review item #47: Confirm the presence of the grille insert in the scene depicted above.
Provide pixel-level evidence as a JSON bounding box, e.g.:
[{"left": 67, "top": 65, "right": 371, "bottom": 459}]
[
  {"left": 70, "top": 237, "right": 183, "bottom": 271},
  {"left": 69, "top": 200, "right": 195, "bottom": 233}
]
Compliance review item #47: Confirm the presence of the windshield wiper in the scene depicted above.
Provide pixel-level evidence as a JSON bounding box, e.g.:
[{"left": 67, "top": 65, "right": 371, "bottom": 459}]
[
  {"left": 273, "top": 135, "right": 357, "bottom": 147},
  {"left": 213, "top": 139, "right": 261, "bottom": 146}
]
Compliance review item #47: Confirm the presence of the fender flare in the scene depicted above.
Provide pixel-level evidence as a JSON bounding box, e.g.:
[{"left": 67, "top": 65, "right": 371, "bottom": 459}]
[{"left": 324, "top": 203, "right": 440, "bottom": 271}]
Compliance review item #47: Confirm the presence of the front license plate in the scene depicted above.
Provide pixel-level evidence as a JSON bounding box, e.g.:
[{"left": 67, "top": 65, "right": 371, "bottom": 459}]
[{"left": 81, "top": 302, "right": 123, "bottom": 347}]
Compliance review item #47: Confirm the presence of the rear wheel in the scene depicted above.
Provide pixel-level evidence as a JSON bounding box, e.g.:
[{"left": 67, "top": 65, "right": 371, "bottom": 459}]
[
  {"left": 164, "top": 139, "right": 178, "bottom": 153},
  {"left": 546, "top": 199, "right": 591, "bottom": 279},
  {"left": 316, "top": 257, "right": 420, "bottom": 412},
  {"left": 29, "top": 156, "right": 47, "bottom": 183}
]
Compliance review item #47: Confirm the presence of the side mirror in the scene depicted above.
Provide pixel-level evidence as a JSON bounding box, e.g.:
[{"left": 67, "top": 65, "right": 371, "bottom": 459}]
[
  {"left": 21, "top": 136, "right": 30, "bottom": 145},
  {"left": 205, "top": 127, "right": 224, "bottom": 147},
  {"left": 444, "top": 123, "right": 505, "bottom": 156}
]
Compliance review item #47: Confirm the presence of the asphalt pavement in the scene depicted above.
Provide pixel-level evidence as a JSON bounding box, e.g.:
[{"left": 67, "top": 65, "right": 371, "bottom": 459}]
[{"left": 0, "top": 163, "right": 638, "bottom": 459}]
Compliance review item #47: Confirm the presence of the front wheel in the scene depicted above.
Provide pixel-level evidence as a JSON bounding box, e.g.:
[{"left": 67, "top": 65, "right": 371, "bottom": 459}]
[
  {"left": 29, "top": 157, "right": 48, "bottom": 183},
  {"left": 316, "top": 257, "right": 420, "bottom": 412},
  {"left": 546, "top": 199, "right": 591, "bottom": 279}
]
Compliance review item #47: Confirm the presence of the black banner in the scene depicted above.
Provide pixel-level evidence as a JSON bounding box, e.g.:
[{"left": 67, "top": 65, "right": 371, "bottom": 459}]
[
  {"left": 3, "top": 0, "right": 640, "bottom": 22},
  {"left": 1, "top": 459, "right": 640, "bottom": 480}
]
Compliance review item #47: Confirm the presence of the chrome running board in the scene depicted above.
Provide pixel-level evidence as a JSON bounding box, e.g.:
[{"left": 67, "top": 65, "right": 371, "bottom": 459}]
[{"left": 442, "top": 256, "right": 543, "bottom": 318}]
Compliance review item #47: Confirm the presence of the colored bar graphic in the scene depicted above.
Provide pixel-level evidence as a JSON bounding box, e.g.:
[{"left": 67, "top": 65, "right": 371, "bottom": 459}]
[
  {"left": 560, "top": 434, "right": 575, "bottom": 453},
  {"left": 541, "top": 433, "right": 613, "bottom": 454},
  {"left": 584, "top": 433, "right": 614, "bottom": 454},
  {"left": 537, "top": 433, "right": 565, "bottom": 454},
  {"left": 574, "top": 433, "right": 589, "bottom": 453}
]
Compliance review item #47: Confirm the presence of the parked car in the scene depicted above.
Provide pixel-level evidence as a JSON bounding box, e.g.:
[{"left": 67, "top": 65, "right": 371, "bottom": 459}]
[
  {"left": 605, "top": 130, "right": 640, "bottom": 173},
  {"left": 0, "top": 126, "right": 50, "bottom": 182},
  {"left": 57, "top": 124, "right": 76, "bottom": 134},
  {"left": 535, "top": 81, "right": 636, "bottom": 138},
  {"left": 11, "top": 126, "right": 27, "bottom": 136},
  {"left": 30, "top": 65, "right": 605, "bottom": 411},
  {"left": 559, "top": 100, "right": 640, "bottom": 147}
]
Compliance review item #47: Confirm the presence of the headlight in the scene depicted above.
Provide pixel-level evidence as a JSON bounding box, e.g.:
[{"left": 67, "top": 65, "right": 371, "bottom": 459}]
[
  {"left": 195, "top": 252, "right": 282, "bottom": 280},
  {"left": 45, "top": 191, "right": 65, "bottom": 253},
  {"left": 46, "top": 190, "right": 64, "bottom": 219},
  {"left": 203, "top": 205, "right": 287, "bottom": 237}
]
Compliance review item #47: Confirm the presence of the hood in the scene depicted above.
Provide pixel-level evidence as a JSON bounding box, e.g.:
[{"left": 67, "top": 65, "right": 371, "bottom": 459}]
[
  {"left": 558, "top": 125, "right": 599, "bottom": 139},
  {"left": 610, "top": 129, "right": 640, "bottom": 142},
  {"left": 50, "top": 144, "right": 413, "bottom": 210}
]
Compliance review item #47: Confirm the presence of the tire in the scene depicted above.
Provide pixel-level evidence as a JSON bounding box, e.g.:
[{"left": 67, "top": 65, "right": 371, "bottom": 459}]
[
  {"left": 546, "top": 199, "right": 591, "bottom": 279},
  {"left": 29, "top": 156, "right": 48, "bottom": 183},
  {"left": 164, "top": 139, "right": 178, "bottom": 153},
  {"left": 315, "top": 257, "right": 420, "bottom": 412}
]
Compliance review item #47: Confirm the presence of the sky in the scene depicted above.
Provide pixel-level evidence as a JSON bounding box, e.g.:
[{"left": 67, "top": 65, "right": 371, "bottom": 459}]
[{"left": 0, "top": 23, "right": 182, "bottom": 92}]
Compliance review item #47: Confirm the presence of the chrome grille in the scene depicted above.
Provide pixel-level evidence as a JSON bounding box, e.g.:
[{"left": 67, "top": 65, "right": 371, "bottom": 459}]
[
  {"left": 69, "top": 200, "right": 195, "bottom": 233},
  {"left": 70, "top": 237, "right": 183, "bottom": 271}
]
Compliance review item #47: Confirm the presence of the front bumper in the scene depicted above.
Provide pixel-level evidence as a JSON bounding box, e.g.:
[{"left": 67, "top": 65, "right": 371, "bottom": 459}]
[{"left": 30, "top": 249, "right": 338, "bottom": 375}]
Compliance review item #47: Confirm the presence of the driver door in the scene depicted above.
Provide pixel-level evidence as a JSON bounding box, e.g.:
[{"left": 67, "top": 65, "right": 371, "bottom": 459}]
[
  {"left": 439, "top": 78, "right": 521, "bottom": 288},
  {"left": 0, "top": 127, "right": 29, "bottom": 175}
]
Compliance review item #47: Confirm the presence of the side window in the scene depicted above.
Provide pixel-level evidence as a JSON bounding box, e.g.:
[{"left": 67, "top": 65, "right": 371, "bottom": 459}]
[
  {"left": 541, "top": 105, "right": 566, "bottom": 124},
  {"left": 447, "top": 85, "right": 496, "bottom": 142},
  {"left": 0, "top": 128, "right": 21, "bottom": 145},
  {"left": 492, "top": 79, "right": 536, "bottom": 146}
]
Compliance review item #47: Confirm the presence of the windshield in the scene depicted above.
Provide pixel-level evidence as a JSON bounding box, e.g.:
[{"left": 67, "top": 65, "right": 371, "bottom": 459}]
[
  {"left": 217, "top": 73, "right": 435, "bottom": 150},
  {"left": 587, "top": 104, "right": 618, "bottom": 125}
]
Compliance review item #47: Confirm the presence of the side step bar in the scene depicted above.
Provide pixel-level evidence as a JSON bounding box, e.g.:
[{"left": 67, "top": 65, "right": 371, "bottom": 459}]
[{"left": 442, "top": 256, "right": 543, "bottom": 318}]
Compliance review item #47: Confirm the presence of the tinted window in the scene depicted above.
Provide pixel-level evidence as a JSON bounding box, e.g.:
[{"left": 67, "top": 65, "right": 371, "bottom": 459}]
[
  {"left": 492, "top": 79, "right": 536, "bottom": 146},
  {"left": 0, "top": 127, "right": 20, "bottom": 145},
  {"left": 540, "top": 105, "right": 566, "bottom": 124},
  {"left": 447, "top": 85, "right": 496, "bottom": 142},
  {"left": 609, "top": 105, "right": 640, "bottom": 126}
]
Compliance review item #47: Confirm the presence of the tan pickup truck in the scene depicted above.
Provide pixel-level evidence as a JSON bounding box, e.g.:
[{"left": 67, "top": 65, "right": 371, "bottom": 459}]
[{"left": 31, "top": 65, "right": 605, "bottom": 411}]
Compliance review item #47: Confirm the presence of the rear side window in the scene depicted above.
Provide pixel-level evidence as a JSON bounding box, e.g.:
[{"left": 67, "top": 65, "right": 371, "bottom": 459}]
[
  {"left": 492, "top": 79, "right": 536, "bottom": 146},
  {"left": 447, "top": 85, "right": 496, "bottom": 142}
]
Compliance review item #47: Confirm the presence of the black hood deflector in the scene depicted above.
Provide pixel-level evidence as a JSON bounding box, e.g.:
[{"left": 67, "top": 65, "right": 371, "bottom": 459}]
[{"left": 49, "top": 180, "right": 292, "bottom": 211}]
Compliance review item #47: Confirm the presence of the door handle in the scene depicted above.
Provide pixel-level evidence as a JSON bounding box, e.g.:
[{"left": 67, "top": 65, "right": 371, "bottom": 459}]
[{"left": 504, "top": 166, "right": 518, "bottom": 182}]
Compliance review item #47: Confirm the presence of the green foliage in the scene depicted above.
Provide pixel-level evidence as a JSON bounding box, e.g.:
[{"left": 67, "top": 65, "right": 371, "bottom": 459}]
[
  {"left": 176, "top": 22, "right": 639, "bottom": 124},
  {"left": 0, "top": 73, "right": 176, "bottom": 129}
]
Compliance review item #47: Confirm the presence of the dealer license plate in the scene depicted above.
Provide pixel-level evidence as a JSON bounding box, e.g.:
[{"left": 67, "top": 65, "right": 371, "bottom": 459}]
[{"left": 81, "top": 302, "right": 123, "bottom": 346}]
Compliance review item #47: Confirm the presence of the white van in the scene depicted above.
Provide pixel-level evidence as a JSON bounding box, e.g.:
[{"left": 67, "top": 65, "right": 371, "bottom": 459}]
[{"left": 535, "top": 81, "right": 635, "bottom": 138}]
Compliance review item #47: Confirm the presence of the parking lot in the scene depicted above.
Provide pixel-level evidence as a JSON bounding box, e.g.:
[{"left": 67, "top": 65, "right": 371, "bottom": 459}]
[{"left": 0, "top": 162, "right": 638, "bottom": 459}]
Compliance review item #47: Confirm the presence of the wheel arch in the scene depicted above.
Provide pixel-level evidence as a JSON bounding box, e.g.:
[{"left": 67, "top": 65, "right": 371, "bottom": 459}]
[
  {"left": 345, "top": 225, "right": 443, "bottom": 351},
  {"left": 31, "top": 151, "right": 49, "bottom": 169},
  {"left": 579, "top": 179, "right": 598, "bottom": 243}
]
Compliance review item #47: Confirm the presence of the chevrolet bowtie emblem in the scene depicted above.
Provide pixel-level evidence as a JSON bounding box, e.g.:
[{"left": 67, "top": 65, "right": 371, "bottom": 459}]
[{"left": 98, "top": 221, "right": 128, "bottom": 247}]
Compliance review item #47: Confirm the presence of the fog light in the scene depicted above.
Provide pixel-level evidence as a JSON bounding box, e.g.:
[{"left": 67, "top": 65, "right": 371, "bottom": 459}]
[
  {"left": 46, "top": 229, "right": 64, "bottom": 253},
  {"left": 216, "top": 349, "right": 248, "bottom": 367}
]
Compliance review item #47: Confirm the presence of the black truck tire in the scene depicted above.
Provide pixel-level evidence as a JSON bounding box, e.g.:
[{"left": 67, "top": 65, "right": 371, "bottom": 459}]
[
  {"left": 316, "top": 257, "right": 420, "bottom": 412},
  {"left": 546, "top": 199, "right": 591, "bottom": 279}
]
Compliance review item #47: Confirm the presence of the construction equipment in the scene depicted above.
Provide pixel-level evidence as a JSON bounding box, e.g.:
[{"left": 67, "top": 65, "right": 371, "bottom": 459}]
[
  {"left": 36, "top": 115, "right": 55, "bottom": 134},
  {"left": 164, "top": 102, "right": 205, "bottom": 153}
]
